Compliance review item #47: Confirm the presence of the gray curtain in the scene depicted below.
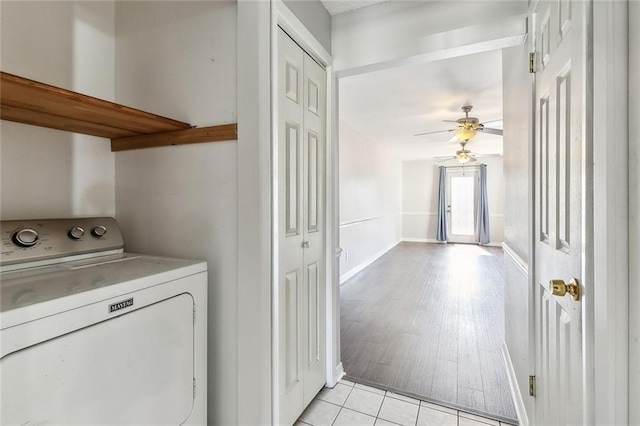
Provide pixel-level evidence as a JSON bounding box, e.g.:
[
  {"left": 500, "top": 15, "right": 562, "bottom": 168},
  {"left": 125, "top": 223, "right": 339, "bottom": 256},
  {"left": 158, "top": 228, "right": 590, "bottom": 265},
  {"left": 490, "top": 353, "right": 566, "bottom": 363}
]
[
  {"left": 436, "top": 166, "right": 448, "bottom": 242},
  {"left": 476, "top": 164, "right": 490, "bottom": 244}
]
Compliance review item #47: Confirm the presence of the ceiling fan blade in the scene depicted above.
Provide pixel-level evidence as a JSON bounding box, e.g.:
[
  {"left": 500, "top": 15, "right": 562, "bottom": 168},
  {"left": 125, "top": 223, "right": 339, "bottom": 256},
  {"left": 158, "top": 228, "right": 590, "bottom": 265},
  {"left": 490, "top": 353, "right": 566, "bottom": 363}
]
[
  {"left": 447, "top": 134, "right": 459, "bottom": 143},
  {"left": 481, "top": 127, "right": 503, "bottom": 136},
  {"left": 480, "top": 119, "right": 503, "bottom": 125},
  {"left": 442, "top": 120, "right": 459, "bottom": 123},
  {"left": 474, "top": 153, "right": 503, "bottom": 158},
  {"left": 414, "top": 129, "right": 454, "bottom": 136},
  {"left": 437, "top": 158, "right": 455, "bottom": 164}
]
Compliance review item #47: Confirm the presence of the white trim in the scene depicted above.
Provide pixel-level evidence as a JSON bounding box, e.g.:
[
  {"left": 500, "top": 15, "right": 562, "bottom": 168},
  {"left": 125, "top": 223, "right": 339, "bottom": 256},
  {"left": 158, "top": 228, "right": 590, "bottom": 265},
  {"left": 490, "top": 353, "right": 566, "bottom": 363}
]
[
  {"left": 330, "top": 362, "right": 345, "bottom": 388},
  {"left": 628, "top": 1, "right": 640, "bottom": 423},
  {"left": 502, "top": 343, "right": 529, "bottom": 426},
  {"left": 270, "top": 7, "right": 280, "bottom": 424},
  {"left": 237, "top": 1, "right": 273, "bottom": 424},
  {"left": 402, "top": 212, "right": 438, "bottom": 216},
  {"left": 592, "top": 1, "right": 629, "bottom": 424},
  {"left": 337, "top": 35, "right": 526, "bottom": 79},
  {"left": 502, "top": 242, "right": 528, "bottom": 276},
  {"left": 339, "top": 240, "right": 400, "bottom": 284},
  {"left": 400, "top": 238, "right": 503, "bottom": 248},
  {"left": 340, "top": 213, "right": 401, "bottom": 227},
  {"left": 325, "top": 63, "right": 339, "bottom": 388},
  {"left": 401, "top": 238, "right": 443, "bottom": 244},
  {"left": 402, "top": 212, "right": 505, "bottom": 218},
  {"left": 526, "top": 7, "right": 537, "bottom": 426}
]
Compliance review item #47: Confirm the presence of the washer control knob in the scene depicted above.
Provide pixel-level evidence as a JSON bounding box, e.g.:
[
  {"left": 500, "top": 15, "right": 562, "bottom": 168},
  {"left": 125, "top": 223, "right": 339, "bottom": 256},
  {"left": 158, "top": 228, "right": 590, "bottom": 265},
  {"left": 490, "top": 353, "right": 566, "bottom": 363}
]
[
  {"left": 12, "top": 228, "right": 39, "bottom": 247},
  {"left": 92, "top": 225, "right": 107, "bottom": 238},
  {"left": 68, "top": 226, "right": 85, "bottom": 240}
]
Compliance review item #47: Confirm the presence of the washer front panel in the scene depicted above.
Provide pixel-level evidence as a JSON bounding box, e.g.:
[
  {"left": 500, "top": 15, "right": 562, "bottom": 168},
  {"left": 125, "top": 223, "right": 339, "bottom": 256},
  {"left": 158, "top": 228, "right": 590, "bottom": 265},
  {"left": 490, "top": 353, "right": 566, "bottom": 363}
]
[{"left": 1, "top": 293, "right": 195, "bottom": 425}]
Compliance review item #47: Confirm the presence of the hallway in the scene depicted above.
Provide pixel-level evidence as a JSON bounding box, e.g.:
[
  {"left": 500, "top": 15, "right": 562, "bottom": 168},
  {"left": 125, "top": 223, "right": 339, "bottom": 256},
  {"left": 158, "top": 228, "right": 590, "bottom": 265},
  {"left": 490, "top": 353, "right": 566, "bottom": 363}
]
[{"left": 340, "top": 242, "right": 516, "bottom": 422}]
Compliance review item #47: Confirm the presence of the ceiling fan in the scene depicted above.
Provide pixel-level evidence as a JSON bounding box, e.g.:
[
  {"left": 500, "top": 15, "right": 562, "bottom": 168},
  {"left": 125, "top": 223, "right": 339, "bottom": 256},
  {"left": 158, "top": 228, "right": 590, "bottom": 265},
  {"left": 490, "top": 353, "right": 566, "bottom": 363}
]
[
  {"left": 414, "top": 105, "right": 503, "bottom": 141},
  {"left": 436, "top": 140, "right": 503, "bottom": 164},
  {"left": 437, "top": 140, "right": 477, "bottom": 164}
]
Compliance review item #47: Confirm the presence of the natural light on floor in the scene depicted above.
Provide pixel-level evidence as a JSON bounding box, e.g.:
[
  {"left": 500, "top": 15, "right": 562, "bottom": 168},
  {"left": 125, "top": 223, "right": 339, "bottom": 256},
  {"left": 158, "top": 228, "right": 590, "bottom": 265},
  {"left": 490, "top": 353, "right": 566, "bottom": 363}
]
[{"left": 447, "top": 244, "right": 494, "bottom": 297}]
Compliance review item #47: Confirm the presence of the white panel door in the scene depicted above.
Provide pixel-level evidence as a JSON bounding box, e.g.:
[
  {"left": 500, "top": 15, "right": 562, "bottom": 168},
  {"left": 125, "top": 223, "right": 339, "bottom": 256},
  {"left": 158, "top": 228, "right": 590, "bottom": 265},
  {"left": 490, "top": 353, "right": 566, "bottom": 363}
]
[
  {"left": 301, "top": 52, "right": 327, "bottom": 407},
  {"left": 533, "top": 0, "right": 586, "bottom": 424},
  {"left": 277, "top": 27, "right": 326, "bottom": 426}
]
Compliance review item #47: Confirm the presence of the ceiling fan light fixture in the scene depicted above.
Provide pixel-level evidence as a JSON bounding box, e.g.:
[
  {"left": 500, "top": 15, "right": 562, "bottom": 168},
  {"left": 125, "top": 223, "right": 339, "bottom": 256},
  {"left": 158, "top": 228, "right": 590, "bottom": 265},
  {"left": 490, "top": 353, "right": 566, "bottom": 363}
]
[
  {"left": 455, "top": 127, "right": 477, "bottom": 141},
  {"left": 455, "top": 141, "right": 474, "bottom": 164},
  {"left": 456, "top": 151, "right": 472, "bottom": 164}
]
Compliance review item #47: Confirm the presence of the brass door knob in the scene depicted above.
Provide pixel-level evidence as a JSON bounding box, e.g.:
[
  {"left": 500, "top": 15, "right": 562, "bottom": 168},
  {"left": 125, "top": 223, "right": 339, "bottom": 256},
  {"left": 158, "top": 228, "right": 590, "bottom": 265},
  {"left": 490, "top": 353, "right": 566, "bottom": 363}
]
[{"left": 549, "top": 278, "right": 581, "bottom": 301}]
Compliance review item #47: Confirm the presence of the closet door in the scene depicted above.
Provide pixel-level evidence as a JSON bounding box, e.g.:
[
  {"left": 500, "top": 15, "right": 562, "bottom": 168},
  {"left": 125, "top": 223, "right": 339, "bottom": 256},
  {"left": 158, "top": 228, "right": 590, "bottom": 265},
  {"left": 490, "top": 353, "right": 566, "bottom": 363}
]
[
  {"left": 301, "top": 50, "right": 326, "bottom": 408},
  {"left": 277, "top": 27, "right": 326, "bottom": 426}
]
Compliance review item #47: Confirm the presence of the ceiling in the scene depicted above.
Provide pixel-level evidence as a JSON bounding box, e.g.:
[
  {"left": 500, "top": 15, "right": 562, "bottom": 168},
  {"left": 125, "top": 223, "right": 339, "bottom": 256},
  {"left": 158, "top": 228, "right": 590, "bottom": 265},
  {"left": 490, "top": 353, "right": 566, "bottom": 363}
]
[
  {"left": 338, "top": 48, "right": 503, "bottom": 161},
  {"left": 320, "top": 0, "right": 390, "bottom": 16}
]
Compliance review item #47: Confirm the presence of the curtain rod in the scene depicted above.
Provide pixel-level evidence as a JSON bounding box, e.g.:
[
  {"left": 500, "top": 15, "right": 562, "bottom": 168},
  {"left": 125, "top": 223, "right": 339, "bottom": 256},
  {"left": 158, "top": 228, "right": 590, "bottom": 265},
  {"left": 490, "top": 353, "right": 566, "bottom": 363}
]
[{"left": 439, "top": 164, "right": 487, "bottom": 168}]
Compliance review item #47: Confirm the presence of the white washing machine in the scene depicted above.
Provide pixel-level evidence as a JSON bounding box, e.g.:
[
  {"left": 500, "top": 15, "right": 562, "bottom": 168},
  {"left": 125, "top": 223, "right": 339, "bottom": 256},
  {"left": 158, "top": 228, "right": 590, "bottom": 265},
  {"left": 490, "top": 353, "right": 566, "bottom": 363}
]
[{"left": 0, "top": 218, "right": 207, "bottom": 425}]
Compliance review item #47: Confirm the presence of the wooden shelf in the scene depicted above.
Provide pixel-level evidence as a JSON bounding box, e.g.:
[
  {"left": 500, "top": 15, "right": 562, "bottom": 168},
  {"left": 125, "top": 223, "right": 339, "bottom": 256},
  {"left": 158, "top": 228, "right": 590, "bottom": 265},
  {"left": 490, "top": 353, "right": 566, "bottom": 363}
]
[{"left": 1, "top": 71, "right": 237, "bottom": 151}]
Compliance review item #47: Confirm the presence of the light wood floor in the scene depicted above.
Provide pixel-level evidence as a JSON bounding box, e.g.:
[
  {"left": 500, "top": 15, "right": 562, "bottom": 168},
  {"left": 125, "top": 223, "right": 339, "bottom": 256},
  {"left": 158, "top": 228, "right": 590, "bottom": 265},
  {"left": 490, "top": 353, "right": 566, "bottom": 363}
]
[{"left": 340, "top": 242, "right": 517, "bottom": 423}]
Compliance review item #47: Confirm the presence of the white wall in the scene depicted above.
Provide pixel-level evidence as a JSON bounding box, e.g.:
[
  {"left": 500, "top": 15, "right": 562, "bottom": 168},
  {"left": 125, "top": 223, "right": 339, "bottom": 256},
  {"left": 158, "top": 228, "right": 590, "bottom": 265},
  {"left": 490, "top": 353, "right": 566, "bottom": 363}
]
[
  {"left": 283, "top": 0, "right": 331, "bottom": 54},
  {"left": 339, "top": 121, "right": 402, "bottom": 282},
  {"left": 501, "top": 41, "right": 532, "bottom": 425},
  {"left": 401, "top": 157, "right": 504, "bottom": 245},
  {"left": 113, "top": 2, "right": 238, "bottom": 424},
  {"left": 0, "top": 1, "right": 115, "bottom": 220}
]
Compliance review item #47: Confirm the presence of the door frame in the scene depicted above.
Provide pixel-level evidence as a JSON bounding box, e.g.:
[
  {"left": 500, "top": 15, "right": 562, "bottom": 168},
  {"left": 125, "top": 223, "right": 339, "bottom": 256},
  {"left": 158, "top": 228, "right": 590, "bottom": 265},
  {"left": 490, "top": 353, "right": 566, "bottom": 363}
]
[{"left": 590, "top": 1, "right": 630, "bottom": 424}]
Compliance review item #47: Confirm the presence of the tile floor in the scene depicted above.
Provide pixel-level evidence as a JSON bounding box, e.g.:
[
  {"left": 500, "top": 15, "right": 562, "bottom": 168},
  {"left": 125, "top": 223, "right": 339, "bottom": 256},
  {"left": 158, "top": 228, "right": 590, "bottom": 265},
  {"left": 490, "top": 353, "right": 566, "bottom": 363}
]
[{"left": 296, "top": 380, "right": 517, "bottom": 426}]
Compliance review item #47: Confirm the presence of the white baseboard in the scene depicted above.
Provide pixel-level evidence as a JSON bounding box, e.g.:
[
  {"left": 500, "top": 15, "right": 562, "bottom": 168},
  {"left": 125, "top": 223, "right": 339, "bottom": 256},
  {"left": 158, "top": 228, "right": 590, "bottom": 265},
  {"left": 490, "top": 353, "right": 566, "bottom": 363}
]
[
  {"left": 340, "top": 240, "right": 400, "bottom": 284},
  {"left": 502, "top": 343, "right": 529, "bottom": 426},
  {"left": 333, "top": 363, "right": 345, "bottom": 386},
  {"left": 401, "top": 238, "right": 443, "bottom": 243},
  {"left": 401, "top": 238, "right": 503, "bottom": 248}
]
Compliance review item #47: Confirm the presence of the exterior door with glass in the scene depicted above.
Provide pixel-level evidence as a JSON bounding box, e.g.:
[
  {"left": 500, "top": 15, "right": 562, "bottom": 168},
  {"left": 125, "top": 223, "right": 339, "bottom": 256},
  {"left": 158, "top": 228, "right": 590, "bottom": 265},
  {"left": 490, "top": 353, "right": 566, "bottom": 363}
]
[{"left": 446, "top": 168, "right": 478, "bottom": 243}]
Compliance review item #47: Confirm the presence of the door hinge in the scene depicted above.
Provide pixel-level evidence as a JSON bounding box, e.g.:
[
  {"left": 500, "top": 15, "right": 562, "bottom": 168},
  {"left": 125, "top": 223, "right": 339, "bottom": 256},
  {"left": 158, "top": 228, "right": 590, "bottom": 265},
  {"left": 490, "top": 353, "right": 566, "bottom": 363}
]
[
  {"left": 193, "top": 305, "right": 196, "bottom": 324},
  {"left": 529, "top": 52, "right": 537, "bottom": 73},
  {"left": 529, "top": 375, "right": 537, "bottom": 397},
  {"left": 193, "top": 378, "right": 197, "bottom": 398}
]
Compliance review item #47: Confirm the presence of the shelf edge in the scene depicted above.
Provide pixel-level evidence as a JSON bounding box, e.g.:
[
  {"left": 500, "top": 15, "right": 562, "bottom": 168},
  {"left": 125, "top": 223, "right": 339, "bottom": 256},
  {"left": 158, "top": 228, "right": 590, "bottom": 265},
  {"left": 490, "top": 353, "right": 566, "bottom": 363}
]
[{"left": 110, "top": 124, "right": 238, "bottom": 151}]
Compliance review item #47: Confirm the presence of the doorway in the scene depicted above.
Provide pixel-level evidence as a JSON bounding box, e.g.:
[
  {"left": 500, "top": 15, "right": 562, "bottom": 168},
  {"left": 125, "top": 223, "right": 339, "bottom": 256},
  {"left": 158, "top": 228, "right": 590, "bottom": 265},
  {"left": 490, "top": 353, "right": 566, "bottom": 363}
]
[{"left": 336, "top": 47, "right": 512, "bottom": 422}]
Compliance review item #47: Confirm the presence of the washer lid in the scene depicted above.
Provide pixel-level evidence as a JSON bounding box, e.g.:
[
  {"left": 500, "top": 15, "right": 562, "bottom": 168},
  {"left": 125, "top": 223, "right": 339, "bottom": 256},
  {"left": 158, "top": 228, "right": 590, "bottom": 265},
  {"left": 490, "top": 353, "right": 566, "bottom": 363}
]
[{"left": 0, "top": 253, "right": 206, "bottom": 315}]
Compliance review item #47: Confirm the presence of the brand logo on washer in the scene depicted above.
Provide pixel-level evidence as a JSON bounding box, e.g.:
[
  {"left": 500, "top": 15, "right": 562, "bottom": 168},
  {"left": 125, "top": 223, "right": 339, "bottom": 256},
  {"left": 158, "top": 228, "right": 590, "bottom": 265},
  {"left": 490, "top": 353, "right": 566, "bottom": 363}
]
[{"left": 109, "top": 298, "right": 133, "bottom": 313}]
